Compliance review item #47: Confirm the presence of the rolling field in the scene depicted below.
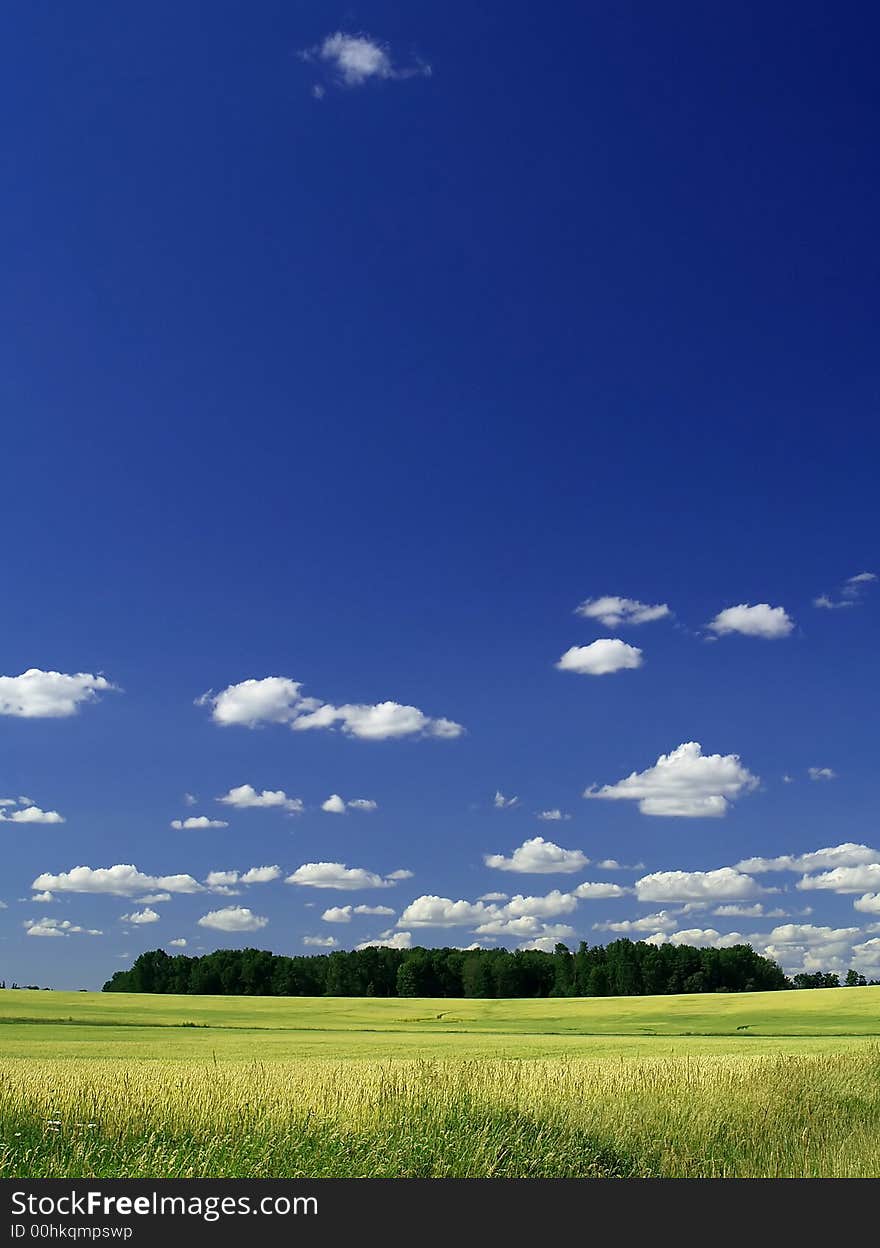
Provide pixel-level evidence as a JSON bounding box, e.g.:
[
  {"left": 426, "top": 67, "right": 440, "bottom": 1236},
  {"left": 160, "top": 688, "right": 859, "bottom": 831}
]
[{"left": 2, "top": 987, "right": 879, "bottom": 1177}]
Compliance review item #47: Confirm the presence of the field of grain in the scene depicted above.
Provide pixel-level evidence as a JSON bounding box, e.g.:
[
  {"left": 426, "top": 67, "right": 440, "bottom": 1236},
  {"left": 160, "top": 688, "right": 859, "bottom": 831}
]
[{"left": 2, "top": 987, "right": 879, "bottom": 1177}]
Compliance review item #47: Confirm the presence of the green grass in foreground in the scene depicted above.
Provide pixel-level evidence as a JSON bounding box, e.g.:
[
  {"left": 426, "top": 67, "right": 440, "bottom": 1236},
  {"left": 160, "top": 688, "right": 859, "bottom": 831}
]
[{"left": 1, "top": 987, "right": 878, "bottom": 1177}]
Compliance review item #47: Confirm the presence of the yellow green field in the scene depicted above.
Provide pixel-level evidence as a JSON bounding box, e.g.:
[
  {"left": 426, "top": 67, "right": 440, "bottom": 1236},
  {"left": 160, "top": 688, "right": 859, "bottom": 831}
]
[{"left": 2, "top": 987, "right": 879, "bottom": 1177}]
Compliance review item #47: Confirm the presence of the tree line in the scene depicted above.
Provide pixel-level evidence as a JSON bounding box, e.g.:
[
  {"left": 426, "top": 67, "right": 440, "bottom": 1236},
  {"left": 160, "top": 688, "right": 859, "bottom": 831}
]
[{"left": 97, "top": 939, "right": 869, "bottom": 998}]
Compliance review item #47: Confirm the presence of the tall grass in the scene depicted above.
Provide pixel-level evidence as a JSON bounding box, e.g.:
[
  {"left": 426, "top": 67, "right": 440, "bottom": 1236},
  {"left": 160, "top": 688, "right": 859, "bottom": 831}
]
[{"left": 2, "top": 1051, "right": 879, "bottom": 1178}]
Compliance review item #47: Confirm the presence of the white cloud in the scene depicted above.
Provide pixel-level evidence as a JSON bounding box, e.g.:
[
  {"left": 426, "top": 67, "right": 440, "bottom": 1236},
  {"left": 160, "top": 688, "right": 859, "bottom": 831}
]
[
  {"left": 217, "top": 785, "right": 303, "bottom": 814},
  {"left": 355, "top": 930, "right": 413, "bottom": 951},
  {"left": 502, "top": 890, "right": 578, "bottom": 919},
  {"left": 31, "top": 892, "right": 54, "bottom": 903},
  {"left": 636, "top": 867, "right": 765, "bottom": 902},
  {"left": 197, "top": 906, "right": 268, "bottom": 933},
  {"left": 852, "top": 937, "right": 880, "bottom": 968},
  {"left": 537, "top": 809, "right": 571, "bottom": 822},
  {"left": 594, "top": 911, "right": 679, "bottom": 934},
  {"left": 205, "top": 870, "right": 239, "bottom": 889},
  {"left": 814, "top": 571, "right": 876, "bottom": 610},
  {"left": 386, "top": 869, "right": 413, "bottom": 881},
  {"left": 478, "top": 917, "right": 574, "bottom": 939},
  {"left": 854, "top": 893, "right": 880, "bottom": 915},
  {"left": 586, "top": 741, "right": 758, "bottom": 817},
  {"left": 183, "top": 793, "right": 197, "bottom": 806},
  {"left": 572, "top": 881, "right": 627, "bottom": 899},
  {"left": 478, "top": 892, "right": 508, "bottom": 902},
  {"left": 355, "top": 904, "right": 395, "bottom": 916},
  {"left": 556, "top": 639, "right": 643, "bottom": 676},
  {"left": 120, "top": 908, "right": 160, "bottom": 925},
  {"left": 737, "top": 843, "right": 879, "bottom": 874},
  {"left": 707, "top": 603, "right": 794, "bottom": 639},
  {"left": 575, "top": 596, "right": 671, "bottom": 628},
  {"left": 25, "top": 917, "right": 102, "bottom": 938},
  {"left": 137, "top": 893, "right": 171, "bottom": 904},
  {"left": 285, "top": 862, "right": 393, "bottom": 890},
  {"left": 171, "top": 816, "right": 229, "bottom": 830},
  {"left": 713, "top": 903, "right": 785, "bottom": 918},
  {"left": 484, "top": 836, "right": 588, "bottom": 874},
  {"left": 321, "top": 906, "right": 353, "bottom": 923},
  {"left": 200, "top": 677, "right": 462, "bottom": 741},
  {"left": 347, "top": 799, "right": 378, "bottom": 812},
  {"left": 0, "top": 669, "right": 117, "bottom": 718},
  {"left": 0, "top": 803, "right": 65, "bottom": 824},
  {"left": 168, "top": 938, "right": 187, "bottom": 947},
  {"left": 767, "top": 922, "right": 860, "bottom": 945},
  {"left": 32, "top": 864, "right": 202, "bottom": 897},
  {"left": 517, "top": 934, "right": 574, "bottom": 953},
  {"left": 304, "top": 32, "right": 431, "bottom": 91},
  {"left": 797, "top": 864, "right": 880, "bottom": 894},
  {"left": 240, "top": 865, "right": 281, "bottom": 885},
  {"left": 321, "top": 794, "right": 346, "bottom": 814},
  {"left": 665, "top": 928, "right": 746, "bottom": 949},
  {"left": 397, "top": 896, "right": 489, "bottom": 928},
  {"left": 303, "top": 935, "right": 338, "bottom": 948},
  {"left": 494, "top": 791, "right": 518, "bottom": 809},
  {"left": 808, "top": 767, "right": 837, "bottom": 782}
]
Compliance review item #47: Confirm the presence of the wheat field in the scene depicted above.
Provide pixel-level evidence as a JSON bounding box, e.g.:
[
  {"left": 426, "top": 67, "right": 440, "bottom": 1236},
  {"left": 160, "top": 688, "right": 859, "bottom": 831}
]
[{"left": 2, "top": 987, "right": 879, "bottom": 1178}]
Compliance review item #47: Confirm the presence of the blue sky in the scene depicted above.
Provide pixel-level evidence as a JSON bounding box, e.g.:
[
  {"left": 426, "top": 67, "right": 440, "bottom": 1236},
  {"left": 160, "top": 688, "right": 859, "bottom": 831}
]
[{"left": 2, "top": 4, "right": 878, "bottom": 988}]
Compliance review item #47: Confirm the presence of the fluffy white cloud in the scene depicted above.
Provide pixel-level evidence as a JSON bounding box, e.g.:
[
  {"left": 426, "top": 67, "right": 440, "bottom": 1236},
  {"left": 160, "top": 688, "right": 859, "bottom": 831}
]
[
  {"left": 572, "top": 881, "right": 627, "bottom": 899},
  {"left": 217, "top": 785, "right": 303, "bottom": 814},
  {"left": 200, "top": 677, "right": 462, "bottom": 741},
  {"left": 502, "top": 890, "right": 577, "bottom": 919},
  {"left": 586, "top": 741, "right": 758, "bottom": 817},
  {"left": 636, "top": 867, "right": 764, "bottom": 902},
  {"left": 484, "top": 836, "right": 588, "bottom": 874},
  {"left": 854, "top": 893, "right": 880, "bottom": 915},
  {"left": 851, "top": 937, "right": 880, "bottom": 967},
  {"left": 556, "top": 639, "right": 643, "bottom": 676},
  {"left": 303, "top": 935, "right": 338, "bottom": 948},
  {"left": 386, "top": 869, "right": 413, "bottom": 881},
  {"left": 240, "top": 865, "right": 281, "bottom": 885},
  {"left": 397, "top": 896, "right": 490, "bottom": 928},
  {"left": 737, "top": 843, "right": 879, "bottom": 874},
  {"left": 347, "top": 799, "right": 378, "bottom": 812},
  {"left": 197, "top": 906, "right": 268, "bottom": 933},
  {"left": 321, "top": 794, "right": 346, "bottom": 814},
  {"left": 303, "top": 32, "right": 431, "bottom": 92},
  {"left": 355, "top": 930, "right": 413, "bottom": 951},
  {"left": 494, "top": 791, "right": 518, "bottom": 809},
  {"left": 25, "top": 917, "right": 102, "bottom": 937},
  {"left": 575, "top": 597, "right": 671, "bottom": 628},
  {"left": 0, "top": 802, "right": 65, "bottom": 824},
  {"left": 321, "top": 903, "right": 394, "bottom": 923},
  {"left": 537, "top": 809, "right": 570, "bottom": 822},
  {"left": 120, "top": 908, "right": 160, "bottom": 925},
  {"left": 767, "top": 922, "right": 860, "bottom": 945},
  {"left": 808, "top": 767, "right": 837, "bottom": 782},
  {"left": 798, "top": 864, "right": 880, "bottom": 894},
  {"left": 32, "top": 865, "right": 202, "bottom": 897},
  {"left": 707, "top": 604, "right": 794, "bottom": 639},
  {"left": 478, "top": 892, "right": 508, "bottom": 902},
  {"left": 665, "top": 928, "right": 746, "bottom": 949},
  {"left": 285, "top": 862, "right": 392, "bottom": 890},
  {"left": 0, "top": 669, "right": 117, "bottom": 718},
  {"left": 168, "top": 938, "right": 187, "bottom": 947},
  {"left": 594, "top": 911, "right": 679, "bottom": 934},
  {"left": 517, "top": 934, "right": 575, "bottom": 952},
  {"left": 171, "top": 816, "right": 228, "bottom": 830},
  {"left": 478, "top": 917, "right": 574, "bottom": 939}
]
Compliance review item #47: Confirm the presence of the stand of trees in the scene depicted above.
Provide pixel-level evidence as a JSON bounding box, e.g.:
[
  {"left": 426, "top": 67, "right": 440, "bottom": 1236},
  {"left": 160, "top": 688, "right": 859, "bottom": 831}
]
[{"left": 103, "top": 939, "right": 804, "bottom": 998}]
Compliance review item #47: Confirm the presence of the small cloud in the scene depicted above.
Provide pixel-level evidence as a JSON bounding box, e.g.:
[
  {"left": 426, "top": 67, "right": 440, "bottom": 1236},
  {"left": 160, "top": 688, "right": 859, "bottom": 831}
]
[
  {"left": 304, "top": 934, "right": 338, "bottom": 948},
  {"left": 0, "top": 802, "right": 65, "bottom": 824},
  {"left": 814, "top": 571, "right": 876, "bottom": 609},
  {"left": 808, "top": 767, "right": 837, "bottom": 782},
  {"left": 0, "top": 669, "right": 118, "bottom": 718},
  {"left": 575, "top": 596, "right": 671, "bottom": 628},
  {"left": 171, "top": 816, "right": 229, "bottom": 830},
  {"left": 217, "top": 785, "right": 303, "bottom": 814},
  {"left": 484, "top": 836, "right": 588, "bottom": 875},
  {"left": 537, "top": 809, "right": 570, "bottom": 822},
  {"left": 707, "top": 603, "right": 794, "bottom": 639},
  {"left": 120, "top": 907, "right": 160, "bottom": 925},
  {"left": 183, "top": 793, "right": 198, "bottom": 806},
  {"left": 197, "top": 906, "right": 268, "bottom": 933},
  {"left": 302, "top": 31, "right": 431, "bottom": 93},
  {"left": 321, "top": 794, "right": 346, "bottom": 815},
  {"left": 493, "top": 791, "right": 519, "bottom": 809},
  {"left": 168, "top": 938, "right": 187, "bottom": 948},
  {"left": 585, "top": 741, "right": 758, "bottom": 817},
  {"left": 285, "top": 862, "right": 393, "bottom": 890},
  {"left": 556, "top": 639, "right": 643, "bottom": 676}
]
